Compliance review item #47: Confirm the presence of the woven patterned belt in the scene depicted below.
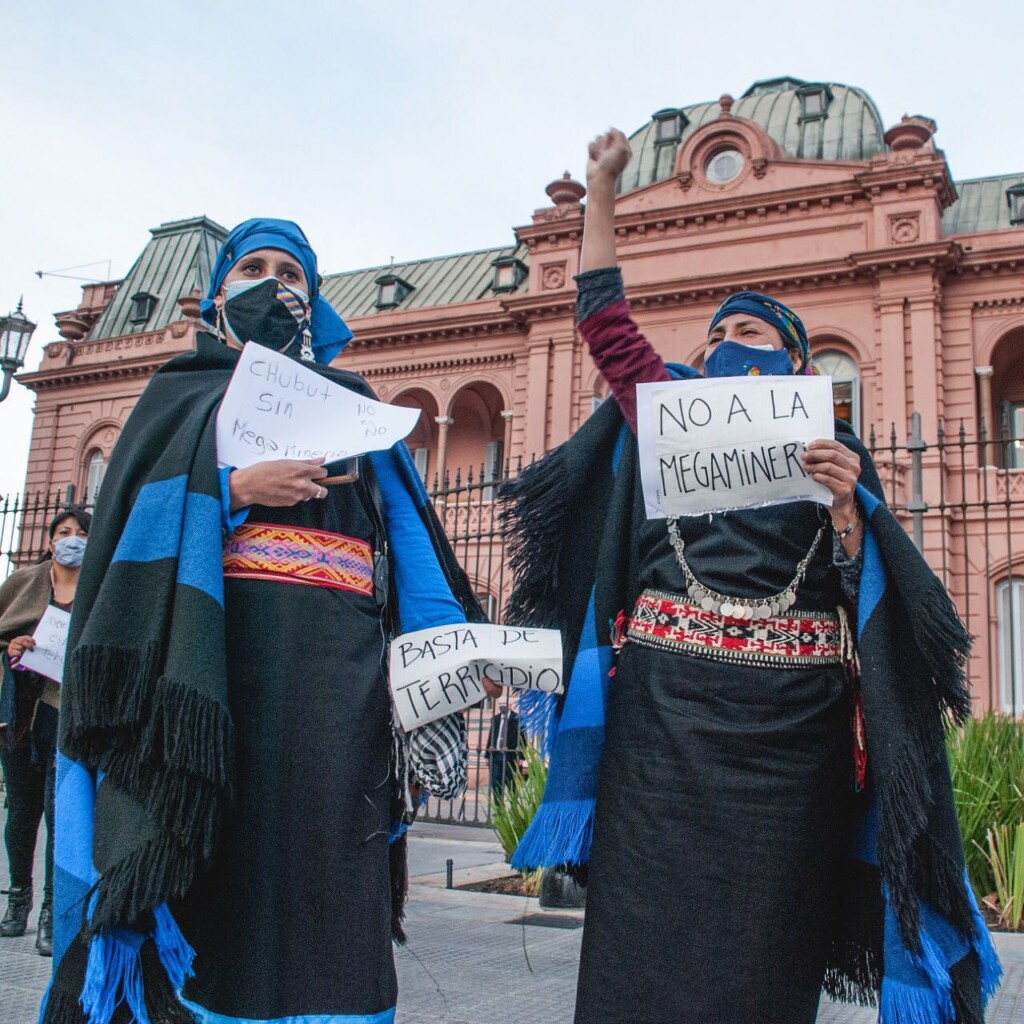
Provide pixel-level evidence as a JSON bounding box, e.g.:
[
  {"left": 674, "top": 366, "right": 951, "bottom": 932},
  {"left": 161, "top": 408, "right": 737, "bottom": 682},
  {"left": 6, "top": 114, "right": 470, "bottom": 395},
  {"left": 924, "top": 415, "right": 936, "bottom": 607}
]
[
  {"left": 627, "top": 589, "right": 844, "bottom": 668},
  {"left": 223, "top": 522, "right": 374, "bottom": 596}
]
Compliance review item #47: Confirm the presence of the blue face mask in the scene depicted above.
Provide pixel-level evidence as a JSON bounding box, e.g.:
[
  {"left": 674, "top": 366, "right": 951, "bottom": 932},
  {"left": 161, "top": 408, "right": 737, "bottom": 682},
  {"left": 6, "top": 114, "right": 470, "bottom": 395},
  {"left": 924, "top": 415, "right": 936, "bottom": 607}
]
[
  {"left": 704, "top": 340, "right": 795, "bottom": 379},
  {"left": 53, "top": 535, "right": 87, "bottom": 568}
]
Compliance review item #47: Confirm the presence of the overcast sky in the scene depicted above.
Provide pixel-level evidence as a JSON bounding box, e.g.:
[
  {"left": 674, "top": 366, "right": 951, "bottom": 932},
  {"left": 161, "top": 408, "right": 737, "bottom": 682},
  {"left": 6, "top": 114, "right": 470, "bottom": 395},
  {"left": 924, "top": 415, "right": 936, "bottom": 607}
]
[{"left": 2, "top": 0, "right": 1021, "bottom": 497}]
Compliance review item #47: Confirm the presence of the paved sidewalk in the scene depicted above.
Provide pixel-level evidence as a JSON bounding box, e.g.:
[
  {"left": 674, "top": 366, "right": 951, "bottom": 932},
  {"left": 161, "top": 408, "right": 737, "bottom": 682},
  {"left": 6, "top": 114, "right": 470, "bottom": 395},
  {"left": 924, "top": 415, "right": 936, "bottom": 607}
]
[{"left": 1, "top": 821, "right": 1021, "bottom": 1023}]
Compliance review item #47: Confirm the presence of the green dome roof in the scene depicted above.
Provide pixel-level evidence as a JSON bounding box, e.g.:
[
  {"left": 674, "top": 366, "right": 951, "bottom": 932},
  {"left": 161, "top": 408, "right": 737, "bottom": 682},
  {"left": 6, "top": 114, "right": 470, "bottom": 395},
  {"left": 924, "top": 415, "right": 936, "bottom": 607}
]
[{"left": 617, "top": 78, "right": 886, "bottom": 192}]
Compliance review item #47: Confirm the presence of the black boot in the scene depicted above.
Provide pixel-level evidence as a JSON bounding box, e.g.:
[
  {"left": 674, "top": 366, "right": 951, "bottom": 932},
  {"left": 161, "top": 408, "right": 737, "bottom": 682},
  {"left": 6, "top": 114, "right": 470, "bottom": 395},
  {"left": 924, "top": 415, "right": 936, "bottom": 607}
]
[
  {"left": 0, "top": 886, "right": 32, "bottom": 938},
  {"left": 36, "top": 898, "right": 53, "bottom": 956}
]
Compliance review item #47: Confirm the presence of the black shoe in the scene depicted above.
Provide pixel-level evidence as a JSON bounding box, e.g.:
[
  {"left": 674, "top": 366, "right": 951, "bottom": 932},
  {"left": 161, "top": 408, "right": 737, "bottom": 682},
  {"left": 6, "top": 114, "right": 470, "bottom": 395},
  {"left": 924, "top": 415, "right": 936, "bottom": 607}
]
[
  {"left": 35, "top": 901, "right": 52, "bottom": 956},
  {"left": 0, "top": 886, "right": 32, "bottom": 938}
]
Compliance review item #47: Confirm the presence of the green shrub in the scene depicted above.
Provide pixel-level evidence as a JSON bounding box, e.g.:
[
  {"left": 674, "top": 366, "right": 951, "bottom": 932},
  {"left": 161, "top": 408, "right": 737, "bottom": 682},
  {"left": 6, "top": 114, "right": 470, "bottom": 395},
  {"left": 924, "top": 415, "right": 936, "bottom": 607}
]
[
  {"left": 490, "top": 742, "right": 547, "bottom": 894},
  {"left": 985, "top": 822, "right": 1024, "bottom": 930},
  {"left": 947, "top": 713, "right": 1024, "bottom": 901}
]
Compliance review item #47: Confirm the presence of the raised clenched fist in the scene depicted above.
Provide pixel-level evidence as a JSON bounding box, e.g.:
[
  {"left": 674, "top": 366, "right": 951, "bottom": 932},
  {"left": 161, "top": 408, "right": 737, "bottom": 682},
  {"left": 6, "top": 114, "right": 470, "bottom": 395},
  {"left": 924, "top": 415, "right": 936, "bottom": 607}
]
[{"left": 587, "top": 128, "right": 632, "bottom": 187}]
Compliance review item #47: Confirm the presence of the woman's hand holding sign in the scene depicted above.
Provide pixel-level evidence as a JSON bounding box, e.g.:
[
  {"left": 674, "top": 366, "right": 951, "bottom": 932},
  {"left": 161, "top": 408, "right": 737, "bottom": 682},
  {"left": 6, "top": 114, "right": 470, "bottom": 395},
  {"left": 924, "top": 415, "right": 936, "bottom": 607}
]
[
  {"left": 229, "top": 457, "right": 329, "bottom": 510},
  {"left": 6, "top": 634, "right": 36, "bottom": 664},
  {"left": 802, "top": 440, "right": 863, "bottom": 555}
]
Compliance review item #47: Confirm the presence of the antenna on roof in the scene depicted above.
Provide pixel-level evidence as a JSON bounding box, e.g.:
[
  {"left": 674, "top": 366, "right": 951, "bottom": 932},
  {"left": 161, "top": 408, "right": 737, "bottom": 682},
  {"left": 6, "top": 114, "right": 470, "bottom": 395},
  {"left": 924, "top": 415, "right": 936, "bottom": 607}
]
[{"left": 34, "top": 260, "right": 113, "bottom": 283}]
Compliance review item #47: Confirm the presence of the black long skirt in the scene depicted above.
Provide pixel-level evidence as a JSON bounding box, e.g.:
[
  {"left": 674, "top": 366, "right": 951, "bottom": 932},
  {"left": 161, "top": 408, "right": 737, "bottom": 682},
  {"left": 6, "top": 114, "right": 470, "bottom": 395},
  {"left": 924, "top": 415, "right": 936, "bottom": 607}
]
[
  {"left": 175, "top": 572, "right": 397, "bottom": 1022},
  {"left": 574, "top": 640, "right": 854, "bottom": 1024}
]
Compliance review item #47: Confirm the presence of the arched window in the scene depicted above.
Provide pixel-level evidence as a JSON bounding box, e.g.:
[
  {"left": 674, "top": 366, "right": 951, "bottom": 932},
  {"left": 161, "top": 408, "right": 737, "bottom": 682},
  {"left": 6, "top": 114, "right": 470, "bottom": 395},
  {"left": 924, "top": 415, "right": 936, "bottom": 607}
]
[
  {"left": 814, "top": 351, "right": 861, "bottom": 434},
  {"left": 997, "top": 578, "right": 1024, "bottom": 714},
  {"left": 85, "top": 449, "right": 107, "bottom": 504}
]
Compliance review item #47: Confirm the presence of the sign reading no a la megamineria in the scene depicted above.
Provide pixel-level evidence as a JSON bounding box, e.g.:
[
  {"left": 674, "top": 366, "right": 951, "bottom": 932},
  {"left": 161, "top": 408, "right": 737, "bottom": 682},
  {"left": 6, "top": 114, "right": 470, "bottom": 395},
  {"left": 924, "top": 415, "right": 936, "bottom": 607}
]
[{"left": 636, "top": 376, "right": 835, "bottom": 518}]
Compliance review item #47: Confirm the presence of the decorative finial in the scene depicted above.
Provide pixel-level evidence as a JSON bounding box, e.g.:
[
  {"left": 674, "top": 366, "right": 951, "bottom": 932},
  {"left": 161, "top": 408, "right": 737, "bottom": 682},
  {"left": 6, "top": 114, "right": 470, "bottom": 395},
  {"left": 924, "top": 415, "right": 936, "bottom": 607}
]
[
  {"left": 719, "top": 94, "right": 734, "bottom": 117},
  {"left": 545, "top": 173, "right": 586, "bottom": 207},
  {"left": 883, "top": 115, "right": 937, "bottom": 152}
]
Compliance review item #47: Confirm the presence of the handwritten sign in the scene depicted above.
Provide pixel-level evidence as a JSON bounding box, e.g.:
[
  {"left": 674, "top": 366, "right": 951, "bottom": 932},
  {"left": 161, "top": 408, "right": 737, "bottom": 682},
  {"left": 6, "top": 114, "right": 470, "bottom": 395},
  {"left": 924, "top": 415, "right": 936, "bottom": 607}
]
[
  {"left": 637, "top": 376, "right": 835, "bottom": 518},
  {"left": 389, "top": 623, "right": 564, "bottom": 732},
  {"left": 18, "top": 605, "right": 72, "bottom": 684},
  {"left": 216, "top": 343, "right": 421, "bottom": 469}
]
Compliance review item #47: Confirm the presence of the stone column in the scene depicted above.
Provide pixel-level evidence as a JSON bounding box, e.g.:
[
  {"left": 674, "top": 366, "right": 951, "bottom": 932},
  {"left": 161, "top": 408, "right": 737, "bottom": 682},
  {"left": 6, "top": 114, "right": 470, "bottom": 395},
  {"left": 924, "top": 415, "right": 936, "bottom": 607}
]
[
  {"left": 434, "top": 415, "right": 454, "bottom": 488},
  {"left": 907, "top": 289, "right": 940, "bottom": 440},
  {"left": 975, "top": 366, "right": 995, "bottom": 467},
  {"left": 523, "top": 339, "right": 551, "bottom": 459},
  {"left": 548, "top": 334, "right": 576, "bottom": 447},
  {"left": 876, "top": 293, "right": 908, "bottom": 437},
  {"left": 500, "top": 410, "right": 514, "bottom": 469}
]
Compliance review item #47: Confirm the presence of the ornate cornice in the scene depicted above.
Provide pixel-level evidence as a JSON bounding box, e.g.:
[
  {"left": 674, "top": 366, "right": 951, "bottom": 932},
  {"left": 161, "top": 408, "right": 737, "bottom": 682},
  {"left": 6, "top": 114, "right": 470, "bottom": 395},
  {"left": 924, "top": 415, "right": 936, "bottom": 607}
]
[
  {"left": 361, "top": 351, "right": 516, "bottom": 379},
  {"left": 499, "top": 293, "right": 576, "bottom": 323},
  {"left": 959, "top": 246, "right": 1024, "bottom": 276},
  {"left": 848, "top": 240, "right": 963, "bottom": 276},
  {"left": 972, "top": 295, "right": 1024, "bottom": 312},
  {"left": 345, "top": 309, "right": 524, "bottom": 350},
  {"left": 17, "top": 356, "right": 172, "bottom": 392}
]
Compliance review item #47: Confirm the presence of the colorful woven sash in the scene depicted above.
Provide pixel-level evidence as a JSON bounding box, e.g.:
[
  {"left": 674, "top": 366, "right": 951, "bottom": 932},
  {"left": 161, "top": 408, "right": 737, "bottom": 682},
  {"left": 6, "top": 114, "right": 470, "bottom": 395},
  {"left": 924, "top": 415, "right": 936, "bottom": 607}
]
[
  {"left": 223, "top": 522, "right": 373, "bottom": 595},
  {"left": 628, "top": 589, "right": 843, "bottom": 667}
]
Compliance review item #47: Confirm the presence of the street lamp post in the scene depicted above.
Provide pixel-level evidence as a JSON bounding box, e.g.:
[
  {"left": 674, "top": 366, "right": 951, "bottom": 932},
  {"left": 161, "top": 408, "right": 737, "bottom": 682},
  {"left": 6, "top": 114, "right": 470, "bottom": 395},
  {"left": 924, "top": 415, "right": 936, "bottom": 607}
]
[{"left": 0, "top": 299, "right": 37, "bottom": 403}]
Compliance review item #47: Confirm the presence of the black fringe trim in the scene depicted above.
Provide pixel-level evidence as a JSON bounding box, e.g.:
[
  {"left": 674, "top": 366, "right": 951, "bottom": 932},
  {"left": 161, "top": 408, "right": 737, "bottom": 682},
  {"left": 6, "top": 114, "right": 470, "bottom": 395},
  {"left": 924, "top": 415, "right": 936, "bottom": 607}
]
[
  {"left": 100, "top": 748, "right": 221, "bottom": 860},
  {"left": 872, "top": 512, "right": 973, "bottom": 725},
  {"left": 876, "top": 734, "right": 933, "bottom": 946},
  {"left": 61, "top": 641, "right": 163, "bottom": 755},
  {"left": 875, "top": 738, "right": 977, "bottom": 949},
  {"left": 823, "top": 860, "right": 884, "bottom": 1006},
  {"left": 144, "top": 675, "right": 233, "bottom": 787},
  {"left": 949, "top": 949, "right": 984, "bottom": 1024},
  {"left": 499, "top": 447, "right": 573, "bottom": 629},
  {"left": 390, "top": 833, "right": 409, "bottom": 945},
  {"left": 89, "top": 834, "right": 197, "bottom": 934},
  {"left": 39, "top": 986, "right": 88, "bottom": 1024},
  {"left": 822, "top": 961, "right": 880, "bottom": 1008},
  {"left": 40, "top": 931, "right": 89, "bottom": 1024},
  {"left": 67, "top": 657, "right": 235, "bottom": 931},
  {"left": 908, "top": 579, "right": 973, "bottom": 725},
  {"left": 140, "top": 939, "right": 199, "bottom": 1023}
]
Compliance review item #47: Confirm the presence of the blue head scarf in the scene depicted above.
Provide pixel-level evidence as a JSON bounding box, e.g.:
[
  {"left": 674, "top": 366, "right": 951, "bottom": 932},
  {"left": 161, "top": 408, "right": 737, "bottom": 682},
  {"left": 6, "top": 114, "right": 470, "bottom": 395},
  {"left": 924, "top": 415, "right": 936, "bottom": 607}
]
[
  {"left": 201, "top": 218, "right": 353, "bottom": 365},
  {"left": 708, "top": 291, "right": 810, "bottom": 371}
]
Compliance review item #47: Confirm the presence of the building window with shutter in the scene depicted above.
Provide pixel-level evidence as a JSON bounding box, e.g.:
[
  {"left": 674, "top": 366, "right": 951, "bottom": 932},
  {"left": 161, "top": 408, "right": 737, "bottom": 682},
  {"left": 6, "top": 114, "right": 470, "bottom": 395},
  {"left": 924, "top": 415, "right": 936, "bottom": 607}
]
[
  {"left": 813, "top": 351, "right": 861, "bottom": 434},
  {"left": 1008, "top": 185, "right": 1024, "bottom": 226},
  {"left": 85, "top": 449, "right": 107, "bottom": 504},
  {"left": 996, "top": 577, "right": 1024, "bottom": 713},
  {"left": 412, "top": 447, "right": 430, "bottom": 485},
  {"left": 482, "top": 440, "right": 504, "bottom": 502},
  {"left": 130, "top": 292, "right": 158, "bottom": 325}
]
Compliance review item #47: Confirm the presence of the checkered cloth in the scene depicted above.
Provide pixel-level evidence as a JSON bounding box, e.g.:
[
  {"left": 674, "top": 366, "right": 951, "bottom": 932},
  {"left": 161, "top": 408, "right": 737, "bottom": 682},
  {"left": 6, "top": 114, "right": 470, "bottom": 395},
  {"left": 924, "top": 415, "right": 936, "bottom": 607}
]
[{"left": 408, "top": 712, "right": 467, "bottom": 800}]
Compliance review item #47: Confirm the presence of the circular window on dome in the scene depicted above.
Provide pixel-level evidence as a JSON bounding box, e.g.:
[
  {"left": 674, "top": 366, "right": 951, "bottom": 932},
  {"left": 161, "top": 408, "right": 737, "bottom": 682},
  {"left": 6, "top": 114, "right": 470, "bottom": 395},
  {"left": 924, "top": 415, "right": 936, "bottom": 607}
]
[{"left": 705, "top": 149, "right": 744, "bottom": 184}]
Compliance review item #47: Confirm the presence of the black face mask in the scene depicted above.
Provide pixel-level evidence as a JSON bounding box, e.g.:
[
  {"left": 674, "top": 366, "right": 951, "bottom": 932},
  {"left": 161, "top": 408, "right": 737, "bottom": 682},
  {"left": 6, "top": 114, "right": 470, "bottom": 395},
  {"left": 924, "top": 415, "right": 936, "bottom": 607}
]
[{"left": 221, "top": 277, "right": 310, "bottom": 355}]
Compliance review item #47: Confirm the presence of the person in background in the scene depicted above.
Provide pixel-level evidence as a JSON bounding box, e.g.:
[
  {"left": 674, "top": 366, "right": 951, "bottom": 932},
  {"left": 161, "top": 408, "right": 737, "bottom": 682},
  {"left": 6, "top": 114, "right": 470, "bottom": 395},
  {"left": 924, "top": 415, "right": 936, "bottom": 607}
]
[
  {"left": 0, "top": 507, "right": 90, "bottom": 957},
  {"left": 485, "top": 700, "right": 523, "bottom": 798}
]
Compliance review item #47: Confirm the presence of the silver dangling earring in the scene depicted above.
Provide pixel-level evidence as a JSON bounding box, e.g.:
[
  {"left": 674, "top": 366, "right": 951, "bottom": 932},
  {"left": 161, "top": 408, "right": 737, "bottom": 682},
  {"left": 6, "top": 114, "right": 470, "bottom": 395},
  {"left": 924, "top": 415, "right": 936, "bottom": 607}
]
[
  {"left": 215, "top": 304, "right": 227, "bottom": 344},
  {"left": 299, "top": 324, "right": 314, "bottom": 362}
]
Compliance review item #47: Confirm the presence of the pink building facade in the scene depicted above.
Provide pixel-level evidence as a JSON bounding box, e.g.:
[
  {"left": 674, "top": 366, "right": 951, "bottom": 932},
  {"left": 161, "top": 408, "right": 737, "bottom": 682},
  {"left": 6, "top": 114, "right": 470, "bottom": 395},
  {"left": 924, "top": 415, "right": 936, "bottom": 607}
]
[{"left": 15, "top": 78, "right": 1024, "bottom": 712}]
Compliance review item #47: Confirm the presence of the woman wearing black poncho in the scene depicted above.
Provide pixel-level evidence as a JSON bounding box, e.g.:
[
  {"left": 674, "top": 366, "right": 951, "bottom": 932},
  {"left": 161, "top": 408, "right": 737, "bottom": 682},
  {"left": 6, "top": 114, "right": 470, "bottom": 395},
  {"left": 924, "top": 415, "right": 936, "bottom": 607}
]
[
  {"left": 502, "top": 131, "right": 1000, "bottom": 1024},
  {"left": 42, "top": 219, "right": 485, "bottom": 1024}
]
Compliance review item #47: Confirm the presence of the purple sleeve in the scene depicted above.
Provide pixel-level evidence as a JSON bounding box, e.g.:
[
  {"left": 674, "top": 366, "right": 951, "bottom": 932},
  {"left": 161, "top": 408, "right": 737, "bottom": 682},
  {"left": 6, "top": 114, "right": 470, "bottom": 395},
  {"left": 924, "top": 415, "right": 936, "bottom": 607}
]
[{"left": 576, "top": 268, "right": 670, "bottom": 435}]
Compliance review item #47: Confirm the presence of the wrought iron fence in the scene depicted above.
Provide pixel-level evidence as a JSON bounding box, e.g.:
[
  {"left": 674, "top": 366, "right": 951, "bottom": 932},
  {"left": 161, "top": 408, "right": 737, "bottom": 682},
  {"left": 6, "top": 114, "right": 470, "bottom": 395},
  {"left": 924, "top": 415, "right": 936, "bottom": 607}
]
[
  {"left": 3, "top": 419, "right": 1022, "bottom": 827},
  {"left": 866, "top": 414, "right": 1023, "bottom": 719},
  {"left": 0, "top": 486, "right": 93, "bottom": 579}
]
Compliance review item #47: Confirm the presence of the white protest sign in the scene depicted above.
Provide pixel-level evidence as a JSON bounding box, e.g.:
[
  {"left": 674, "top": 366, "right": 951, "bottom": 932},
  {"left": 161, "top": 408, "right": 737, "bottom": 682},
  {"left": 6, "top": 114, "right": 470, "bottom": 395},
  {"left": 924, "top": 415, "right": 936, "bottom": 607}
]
[
  {"left": 17, "top": 605, "right": 72, "bottom": 684},
  {"left": 389, "top": 623, "right": 564, "bottom": 732},
  {"left": 216, "top": 343, "right": 421, "bottom": 469},
  {"left": 637, "top": 375, "right": 835, "bottom": 518}
]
